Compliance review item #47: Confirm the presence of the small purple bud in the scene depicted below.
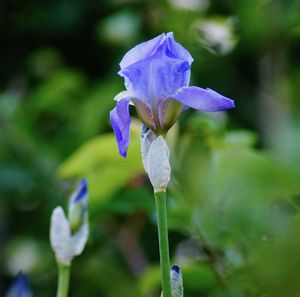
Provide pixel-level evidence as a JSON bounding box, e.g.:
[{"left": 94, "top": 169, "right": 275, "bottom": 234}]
[
  {"left": 6, "top": 273, "right": 33, "bottom": 297},
  {"left": 172, "top": 264, "right": 180, "bottom": 274},
  {"left": 68, "top": 178, "right": 89, "bottom": 233},
  {"left": 74, "top": 178, "right": 88, "bottom": 202}
]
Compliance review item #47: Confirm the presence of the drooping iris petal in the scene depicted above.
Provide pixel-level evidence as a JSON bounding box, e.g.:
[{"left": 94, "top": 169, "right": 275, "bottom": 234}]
[
  {"left": 119, "top": 41, "right": 191, "bottom": 101},
  {"left": 110, "top": 98, "right": 131, "bottom": 157},
  {"left": 173, "top": 86, "right": 235, "bottom": 111},
  {"left": 119, "top": 33, "right": 166, "bottom": 69}
]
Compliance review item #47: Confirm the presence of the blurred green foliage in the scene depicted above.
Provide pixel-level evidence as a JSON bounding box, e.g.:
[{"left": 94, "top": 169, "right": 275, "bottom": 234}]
[{"left": 1, "top": 0, "right": 300, "bottom": 296}]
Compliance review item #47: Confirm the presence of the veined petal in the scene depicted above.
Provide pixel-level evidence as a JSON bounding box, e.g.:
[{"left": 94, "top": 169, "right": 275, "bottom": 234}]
[
  {"left": 119, "top": 33, "right": 166, "bottom": 69},
  {"left": 173, "top": 86, "right": 235, "bottom": 111},
  {"left": 132, "top": 98, "right": 156, "bottom": 130},
  {"left": 110, "top": 98, "right": 131, "bottom": 157},
  {"left": 158, "top": 98, "right": 182, "bottom": 130},
  {"left": 119, "top": 42, "right": 191, "bottom": 101}
]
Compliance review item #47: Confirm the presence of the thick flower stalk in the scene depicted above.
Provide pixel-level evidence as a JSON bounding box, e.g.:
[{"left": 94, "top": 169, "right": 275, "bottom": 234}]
[
  {"left": 50, "top": 179, "right": 89, "bottom": 297},
  {"left": 110, "top": 32, "right": 235, "bottom": 157},
  {"left": 110, "top": 32, "right": 235, "bottom": 297}
]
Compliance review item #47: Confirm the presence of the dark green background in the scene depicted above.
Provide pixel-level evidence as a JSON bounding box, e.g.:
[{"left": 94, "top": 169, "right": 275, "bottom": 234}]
[{"left": 1, "top": 0, "right": 300, "bottom": 296}]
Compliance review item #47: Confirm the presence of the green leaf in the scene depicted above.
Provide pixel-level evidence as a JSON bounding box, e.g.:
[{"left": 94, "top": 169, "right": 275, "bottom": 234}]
[{"left": 58, "top": 123, "right": 144, "bottom": 211}]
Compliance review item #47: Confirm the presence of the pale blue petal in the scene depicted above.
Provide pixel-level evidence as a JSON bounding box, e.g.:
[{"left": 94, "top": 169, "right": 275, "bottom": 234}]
[
  {"left": 110, "top": 98, "right": 131, "bottom": 157},
  {"left": 119, "top": 33, "right": 166, "bottom": 69},
  {"left": 119, "top": 41, "right": 191, "bottom": 101},
  {"left": 173, "top": 86, "right": 235, "bottom": 111},
  {"left": 166, "top": 32, "right": 193, "bottom": 64}
]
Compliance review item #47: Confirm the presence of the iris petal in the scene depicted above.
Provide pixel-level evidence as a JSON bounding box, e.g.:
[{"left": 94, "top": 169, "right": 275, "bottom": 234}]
[
  {"left": 119, "top": 42, "right": 191, "bottom": 101},
  {"left": 173, "top": 86, "right": 235, "bottom": 111},
  {"left": 158, "top": 99, "right": 182, "bottom": 130},
  {"left": 119, "top": 33, "right": 166, "bottom": 69},
  {"left": 166, "top": 32, "right": 194, "bottom": 64},
  {"left": 110, "top": 98, "right": 131, "bottom": 157}
]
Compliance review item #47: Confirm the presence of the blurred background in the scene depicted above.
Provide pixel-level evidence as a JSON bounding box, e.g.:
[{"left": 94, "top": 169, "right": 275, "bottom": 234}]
[{"left": 1, "top": 0, "right": 300, "bottom": 296}]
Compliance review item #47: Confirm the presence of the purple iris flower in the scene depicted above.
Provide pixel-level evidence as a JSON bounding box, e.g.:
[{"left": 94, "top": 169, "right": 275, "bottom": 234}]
[{"left": 110, "top": 32, "right": 235, "bottom": 157}]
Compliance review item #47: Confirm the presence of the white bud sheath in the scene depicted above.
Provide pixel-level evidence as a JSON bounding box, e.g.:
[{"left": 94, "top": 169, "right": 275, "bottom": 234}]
[
  {"left": 141, "top": 127, "right": 157, "bottom": 173},
  {"left": 160, "top": 265, "right": 183, "bottom": 297},
  {"left": 50, "top": 206, "right": 88, "bottom": 265},
  {"left": 141, "top": 126, "right": 171, "bottom": 192},
  {"left": 171, "top": 265, "right": 183, "bottom": 297}
]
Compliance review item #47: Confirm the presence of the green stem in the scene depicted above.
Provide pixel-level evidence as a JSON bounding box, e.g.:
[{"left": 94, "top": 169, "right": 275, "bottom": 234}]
[
  {"left": 56, "top": 264, "right": 71, "bottom": 297},
  {"left": 155, "top": 190, "right": 172, "bottom": 297}
]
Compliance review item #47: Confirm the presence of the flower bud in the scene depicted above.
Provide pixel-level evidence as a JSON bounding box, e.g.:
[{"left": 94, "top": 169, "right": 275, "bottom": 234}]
[
  {"left": 50, "top": 179, "right": 89, "bottom": 265},
  {"left": 171, "top": 265, "right": 183, "bottom": 297},
  {"left": 160, "top": 265, "right": 183, "bottom": 297},
  {"left": 68, "top": 179, "right": 88, "bottom": 233},
  {"left": 6, "top": 273, "right": 33, "bottom": 297},
  {"left": 141, "top": 126, "right": 171, "bottom": 192}
]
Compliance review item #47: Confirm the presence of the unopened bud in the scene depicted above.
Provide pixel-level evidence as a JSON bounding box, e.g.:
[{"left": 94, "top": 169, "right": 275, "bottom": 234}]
[
  {"left": 50, "top": 179, "right": 89, "bottom": 265},
  {"left": 171, "top": 265, "right": 183, "bottom": 297},
  {"left": 141, "top": 126, "right": 171, "bottom": 192},
  {"left": 68, "top": 179, "right": 88, "bottom": 233},
  {"left": 6, "top": 273, "right": 33, "bottom": 297},
  {"left": 161, "top": 265, "right": 183, "bottom": 297}
]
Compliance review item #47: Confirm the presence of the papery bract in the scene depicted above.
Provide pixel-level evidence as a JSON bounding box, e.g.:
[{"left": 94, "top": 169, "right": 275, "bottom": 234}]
[{"left": 110, "top": 32, "right": 235, "bottom": 157}]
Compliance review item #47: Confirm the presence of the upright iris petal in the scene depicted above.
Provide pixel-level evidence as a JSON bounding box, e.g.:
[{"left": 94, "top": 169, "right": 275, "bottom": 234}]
[
  {"left": 119, "top": 41, "right": 191, "bottom": 101},
  {"left": 110, "top": 32, "right": 235, "bottom": 157}
]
